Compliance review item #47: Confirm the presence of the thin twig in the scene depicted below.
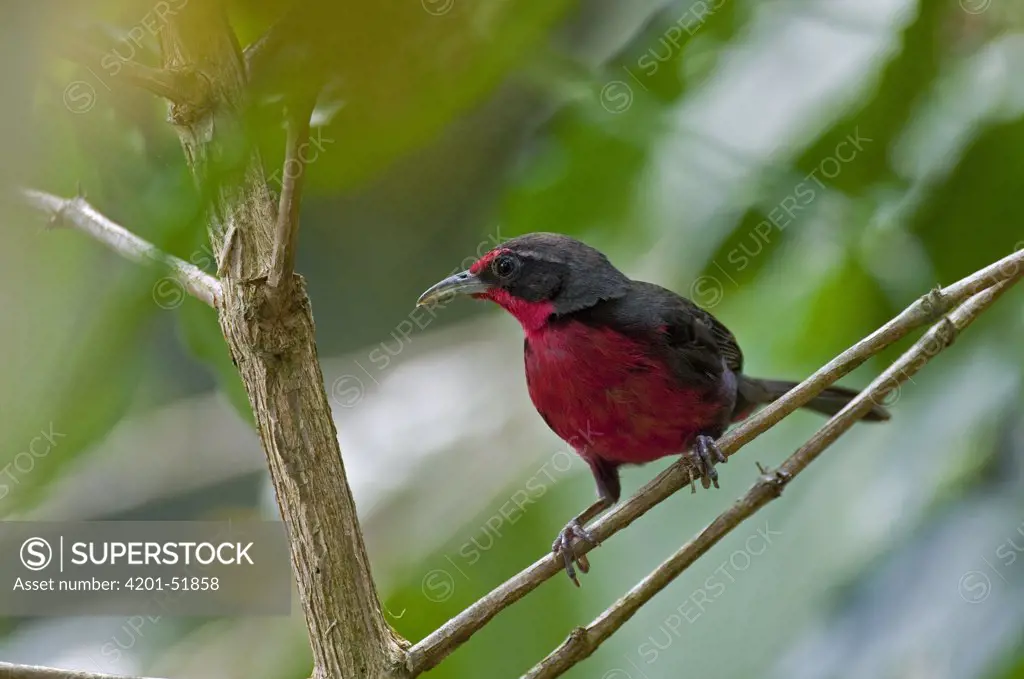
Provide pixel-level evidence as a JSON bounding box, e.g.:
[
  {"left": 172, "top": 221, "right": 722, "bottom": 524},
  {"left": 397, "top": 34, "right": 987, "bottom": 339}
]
[
  {"left": 20, "top": 189, "right": 220, "bottom": 307},
  {"left": 524, "top": 274, "right": 1021, "bottom": 678},
  {"left": 268, "top": 101, "right": 314, "bottom": 289},
  {"left": 61, "top": 43, "right": 205, "bottom": 105},
  {"left": 0, "top": 662, "right": 156, "bottom": 679},
  {"left": 119, "top": 62, "right": 204, "bottom": 105},
  {"left": 406, "top": 245, "right": 1024, "bottom": 675}
]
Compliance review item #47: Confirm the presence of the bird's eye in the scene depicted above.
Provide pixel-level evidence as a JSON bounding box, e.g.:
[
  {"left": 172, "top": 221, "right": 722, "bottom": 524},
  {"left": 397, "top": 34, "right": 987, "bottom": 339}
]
[{"left": 493, "top": 254, "right": 519, "bottom": 279}]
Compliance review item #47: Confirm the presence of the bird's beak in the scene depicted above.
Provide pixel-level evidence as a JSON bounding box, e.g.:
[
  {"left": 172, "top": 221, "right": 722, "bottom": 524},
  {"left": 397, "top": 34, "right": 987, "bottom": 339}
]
[{"left": 416, "top": 270, "right": 492, "bottom": 307}]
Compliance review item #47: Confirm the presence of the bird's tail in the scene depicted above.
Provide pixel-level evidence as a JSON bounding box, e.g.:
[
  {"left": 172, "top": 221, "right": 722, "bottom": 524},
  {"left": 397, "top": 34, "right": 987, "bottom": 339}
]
[{"left": 736, "top": 377, "right": 890, "bottom": 422}]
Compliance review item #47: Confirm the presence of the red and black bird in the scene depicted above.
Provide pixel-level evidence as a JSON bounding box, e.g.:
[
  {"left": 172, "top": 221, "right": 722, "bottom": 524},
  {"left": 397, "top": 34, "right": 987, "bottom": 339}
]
[{"left": 418, "top": 233, "right": 889, "bottom": 584}]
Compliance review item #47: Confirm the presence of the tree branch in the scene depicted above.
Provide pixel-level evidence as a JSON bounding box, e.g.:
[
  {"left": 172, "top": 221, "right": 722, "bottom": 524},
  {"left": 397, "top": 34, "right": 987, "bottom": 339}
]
[
  {"left": 32, "top": 5, "right": 407, "bottom": 677},
  {"left": 406, "top": 245, "right": 1024, "bottom": 675},
  {"left": 158, "top": 4, "right": 408, "bottom": 678},
  {"left": 524, "top": 272, "right": 1022, "bottom": 679},
  {"left": 119, "top": 62, "right": 206, "bottom": 106},
  {"left": 19, "top": 188, "right": 220, "bottom": 307},
  {"left": 0, "top": 663, "right": 154, "bottom": 679},
  {"left": 268, "top": 100, "right": 314, "bottom": 290},
  {"left": 61, "top": 42, "right": 207, "bottom": 106}
]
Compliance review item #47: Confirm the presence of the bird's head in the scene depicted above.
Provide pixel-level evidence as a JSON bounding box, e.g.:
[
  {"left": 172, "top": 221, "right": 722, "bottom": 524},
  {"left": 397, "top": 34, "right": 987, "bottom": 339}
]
[{"left": 417, "top": 233, "right": 630, "bottom": 332}]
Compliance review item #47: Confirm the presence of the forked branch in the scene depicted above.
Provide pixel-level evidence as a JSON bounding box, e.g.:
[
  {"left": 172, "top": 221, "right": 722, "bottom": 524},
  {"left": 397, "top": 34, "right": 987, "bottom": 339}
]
[{"left": 406, "top": 244, "right": 1024, "bottom": 676}]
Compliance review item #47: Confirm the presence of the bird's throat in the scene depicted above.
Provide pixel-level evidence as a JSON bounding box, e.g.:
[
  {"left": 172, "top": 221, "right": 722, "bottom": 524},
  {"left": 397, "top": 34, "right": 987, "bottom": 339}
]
[{"left": 480, "top": 289, "right": 556, "bottom": 334}]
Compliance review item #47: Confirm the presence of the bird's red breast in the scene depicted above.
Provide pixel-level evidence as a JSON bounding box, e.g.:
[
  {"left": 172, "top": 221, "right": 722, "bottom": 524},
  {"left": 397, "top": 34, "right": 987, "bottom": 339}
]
[{"left": 523, "top": 318, "right": 728, "bottom": 465}]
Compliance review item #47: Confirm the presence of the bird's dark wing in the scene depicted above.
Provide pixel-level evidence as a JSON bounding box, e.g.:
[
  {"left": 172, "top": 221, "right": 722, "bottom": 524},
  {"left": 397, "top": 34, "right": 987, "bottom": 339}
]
[
  {"left": 666, "top": 296, "right": 744, "bottom": 374},
  {"left": 566, "top": 281, "right": 743, "bottom": 385},
  {"left": 646, "top": 284, "right": 743, "bottom": 382}
]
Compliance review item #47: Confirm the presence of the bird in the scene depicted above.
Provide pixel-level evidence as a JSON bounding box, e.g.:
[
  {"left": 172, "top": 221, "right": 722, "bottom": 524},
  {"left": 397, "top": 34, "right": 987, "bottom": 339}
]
[{"left": 417, "top": 233, "right": 889, "bottom": 585}]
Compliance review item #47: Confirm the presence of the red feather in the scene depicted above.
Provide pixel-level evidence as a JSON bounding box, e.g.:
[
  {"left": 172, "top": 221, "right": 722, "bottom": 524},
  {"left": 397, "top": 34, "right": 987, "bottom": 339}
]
[{"left": 524, "top": 317, "right": 726, "bottom": 465}]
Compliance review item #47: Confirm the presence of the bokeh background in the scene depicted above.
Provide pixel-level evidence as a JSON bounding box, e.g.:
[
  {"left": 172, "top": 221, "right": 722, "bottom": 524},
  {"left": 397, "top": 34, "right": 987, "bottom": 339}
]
[{"left": 2, "top": 0, "right": 1024, "bottom": 677}]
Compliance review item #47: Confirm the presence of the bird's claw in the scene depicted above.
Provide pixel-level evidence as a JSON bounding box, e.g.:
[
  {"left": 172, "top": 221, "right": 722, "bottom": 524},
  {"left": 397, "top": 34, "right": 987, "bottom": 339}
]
[
  {"left": 552, "top": 519, "right": 598, "bottom": 586},
  {"left": 686, "top": 434, "right": 727, "bottom": 490}
]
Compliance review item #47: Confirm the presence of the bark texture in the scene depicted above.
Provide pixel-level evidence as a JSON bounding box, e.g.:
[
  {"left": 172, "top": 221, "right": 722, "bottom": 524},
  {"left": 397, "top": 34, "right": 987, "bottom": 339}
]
[{"left": 159, "top": 4, "right": 407, "bottom": 678}]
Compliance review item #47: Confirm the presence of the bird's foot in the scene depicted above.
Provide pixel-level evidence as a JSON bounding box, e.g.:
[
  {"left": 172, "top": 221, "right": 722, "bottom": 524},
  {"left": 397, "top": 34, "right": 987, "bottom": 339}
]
[
  {"left": 552, "top": 519, "right": 598, "bottom": 587},
  {"left": 685, "top": 434, "right": 728, "bottom": 492}
]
